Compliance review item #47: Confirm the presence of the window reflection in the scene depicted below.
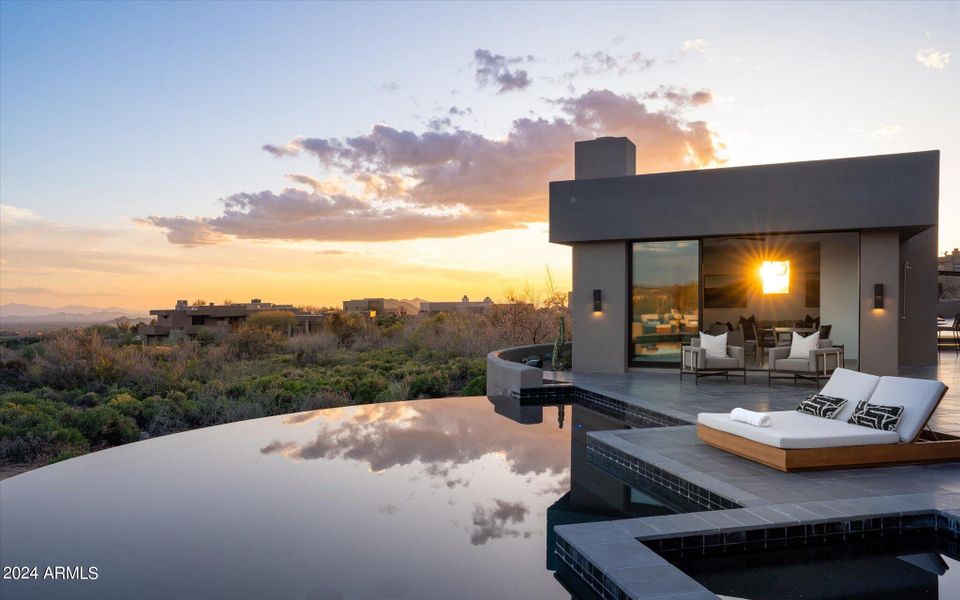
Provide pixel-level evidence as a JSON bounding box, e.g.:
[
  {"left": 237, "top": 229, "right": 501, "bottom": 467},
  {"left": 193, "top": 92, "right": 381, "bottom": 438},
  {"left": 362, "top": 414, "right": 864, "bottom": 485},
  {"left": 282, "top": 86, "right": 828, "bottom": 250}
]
[{"left": 630, "top": 240, "right": 700, "bottom": 365}]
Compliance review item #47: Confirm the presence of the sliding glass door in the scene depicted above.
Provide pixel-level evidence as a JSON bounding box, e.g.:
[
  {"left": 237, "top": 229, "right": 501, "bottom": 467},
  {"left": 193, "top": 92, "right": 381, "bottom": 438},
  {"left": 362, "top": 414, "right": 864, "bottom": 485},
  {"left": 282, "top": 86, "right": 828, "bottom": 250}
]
[{"left": 629, "top": 240, "right": 700, "bottom": 366}]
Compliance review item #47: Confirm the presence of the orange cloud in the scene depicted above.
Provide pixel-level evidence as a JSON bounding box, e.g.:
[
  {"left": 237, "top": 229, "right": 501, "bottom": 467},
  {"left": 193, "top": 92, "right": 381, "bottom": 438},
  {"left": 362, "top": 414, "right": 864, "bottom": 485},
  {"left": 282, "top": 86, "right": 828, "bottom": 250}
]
[{"left": 144, "top": 88, "right": 723, "bottom": 246}]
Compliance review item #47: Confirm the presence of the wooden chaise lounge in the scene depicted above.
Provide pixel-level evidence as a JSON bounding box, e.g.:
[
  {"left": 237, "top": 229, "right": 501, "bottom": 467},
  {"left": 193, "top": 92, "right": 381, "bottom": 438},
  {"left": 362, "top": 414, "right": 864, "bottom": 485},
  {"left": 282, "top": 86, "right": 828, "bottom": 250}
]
[{"left": 697, "top": 368, "right": 959, "bottom": 472}]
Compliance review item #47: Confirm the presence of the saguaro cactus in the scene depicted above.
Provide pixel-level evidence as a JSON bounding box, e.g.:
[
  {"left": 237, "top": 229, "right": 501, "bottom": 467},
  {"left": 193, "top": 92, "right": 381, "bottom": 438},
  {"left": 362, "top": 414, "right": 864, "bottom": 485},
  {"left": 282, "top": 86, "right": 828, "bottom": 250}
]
[{"left": 552, "top": 316, "right": 567, "bottom": 371}]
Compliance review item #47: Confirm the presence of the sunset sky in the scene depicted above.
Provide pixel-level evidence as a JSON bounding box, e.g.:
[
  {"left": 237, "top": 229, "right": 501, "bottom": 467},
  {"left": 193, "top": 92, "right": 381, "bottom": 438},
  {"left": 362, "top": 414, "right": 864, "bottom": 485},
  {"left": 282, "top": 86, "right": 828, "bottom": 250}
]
[{"left": 1, "top": 1, "right": 957, "bottom": 311}]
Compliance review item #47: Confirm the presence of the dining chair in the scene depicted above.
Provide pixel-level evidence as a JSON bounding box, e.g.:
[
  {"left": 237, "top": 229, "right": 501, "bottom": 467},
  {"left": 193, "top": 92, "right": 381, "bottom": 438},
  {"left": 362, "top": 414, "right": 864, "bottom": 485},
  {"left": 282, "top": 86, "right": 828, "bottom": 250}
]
[{"left": 739, "top": 322, "right": 758, "bottom": 366}]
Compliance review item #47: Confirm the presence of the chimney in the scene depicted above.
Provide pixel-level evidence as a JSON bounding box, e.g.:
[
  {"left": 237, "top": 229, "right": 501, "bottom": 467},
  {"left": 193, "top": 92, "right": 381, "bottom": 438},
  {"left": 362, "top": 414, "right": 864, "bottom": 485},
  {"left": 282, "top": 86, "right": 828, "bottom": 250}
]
[{"left": 574, "top": 137, "right": 636, "bottom": 180}]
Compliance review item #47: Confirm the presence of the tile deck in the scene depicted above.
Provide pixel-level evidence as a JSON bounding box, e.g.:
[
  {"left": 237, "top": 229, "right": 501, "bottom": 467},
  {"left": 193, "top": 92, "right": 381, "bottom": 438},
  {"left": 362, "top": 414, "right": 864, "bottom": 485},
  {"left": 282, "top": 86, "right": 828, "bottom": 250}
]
[{"left": 548, "top": 352, "right": 960, "bottom": 599}]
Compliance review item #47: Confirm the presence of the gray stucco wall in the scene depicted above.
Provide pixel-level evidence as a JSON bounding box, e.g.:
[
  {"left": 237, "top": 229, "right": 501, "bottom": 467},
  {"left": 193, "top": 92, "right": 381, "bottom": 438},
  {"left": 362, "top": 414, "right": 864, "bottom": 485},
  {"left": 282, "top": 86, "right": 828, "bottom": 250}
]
[
  {"left": 859, "top": 231, "right": 901, "bottom": 375},
  {"left": 900, "top": 226, "right": 938, "bottom": 365},
  {"left": 819, "top": 232, "right": 860, "bottom": 360},
  {"left": 571, "top": 242, "right": 627, "bottom": 373},
  {"left": 550, "top": 151, "right": 939, "bottom": 244}
]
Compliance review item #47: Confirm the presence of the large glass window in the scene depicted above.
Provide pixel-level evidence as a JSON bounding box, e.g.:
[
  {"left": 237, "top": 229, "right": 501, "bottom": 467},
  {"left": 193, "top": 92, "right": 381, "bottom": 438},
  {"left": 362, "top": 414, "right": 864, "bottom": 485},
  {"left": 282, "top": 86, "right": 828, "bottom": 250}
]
[{"left": 630, "top": 241, "right": 700, "bottom": 365}]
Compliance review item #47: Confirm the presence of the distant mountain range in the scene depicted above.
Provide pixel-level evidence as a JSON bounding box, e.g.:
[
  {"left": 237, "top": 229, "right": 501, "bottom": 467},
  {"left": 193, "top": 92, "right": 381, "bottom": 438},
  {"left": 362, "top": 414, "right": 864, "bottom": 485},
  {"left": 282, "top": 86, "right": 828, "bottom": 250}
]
[{"left": 0, "top": 303, "right": 149, "bottom": 324}]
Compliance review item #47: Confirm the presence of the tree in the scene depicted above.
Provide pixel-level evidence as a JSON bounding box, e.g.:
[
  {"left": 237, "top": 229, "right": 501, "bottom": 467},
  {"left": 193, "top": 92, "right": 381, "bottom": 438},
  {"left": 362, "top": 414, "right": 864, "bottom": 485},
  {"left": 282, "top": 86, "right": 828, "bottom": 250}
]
[
  {"left": 245, "top": 310, "right": 298, "bottom": 332},
  {"left": 192, "top": 299, "right": 208, "bottom": 307}
]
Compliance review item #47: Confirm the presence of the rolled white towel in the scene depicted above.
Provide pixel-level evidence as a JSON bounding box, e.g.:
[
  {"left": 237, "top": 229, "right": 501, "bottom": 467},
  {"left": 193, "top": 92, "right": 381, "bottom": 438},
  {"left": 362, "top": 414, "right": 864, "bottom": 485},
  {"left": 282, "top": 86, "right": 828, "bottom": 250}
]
[{"left": 730, "top": 408, "right": 771, "bottom": 427}]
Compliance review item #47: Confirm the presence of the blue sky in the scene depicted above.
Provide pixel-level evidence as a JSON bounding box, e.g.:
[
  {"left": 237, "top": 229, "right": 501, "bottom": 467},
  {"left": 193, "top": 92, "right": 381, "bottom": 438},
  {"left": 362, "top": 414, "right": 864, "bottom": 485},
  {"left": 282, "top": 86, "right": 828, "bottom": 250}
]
[{"left": 1, "top": 1, "right": 957, "bottom": 308}]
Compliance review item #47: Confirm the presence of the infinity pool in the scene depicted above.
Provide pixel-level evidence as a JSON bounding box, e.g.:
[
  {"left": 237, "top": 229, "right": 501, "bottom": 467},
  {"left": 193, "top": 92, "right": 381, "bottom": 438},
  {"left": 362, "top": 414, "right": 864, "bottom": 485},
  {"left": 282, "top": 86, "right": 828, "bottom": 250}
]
[{"left": 0, "top": 396, "right": 671, "bottom": 599}]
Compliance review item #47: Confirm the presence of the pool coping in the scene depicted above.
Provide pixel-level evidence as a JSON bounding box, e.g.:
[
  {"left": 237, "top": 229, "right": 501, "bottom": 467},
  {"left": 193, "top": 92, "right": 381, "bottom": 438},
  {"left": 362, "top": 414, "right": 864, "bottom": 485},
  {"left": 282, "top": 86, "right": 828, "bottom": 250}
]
[{"left": 555, "top": 502, "right": 960, "bottom": 600}]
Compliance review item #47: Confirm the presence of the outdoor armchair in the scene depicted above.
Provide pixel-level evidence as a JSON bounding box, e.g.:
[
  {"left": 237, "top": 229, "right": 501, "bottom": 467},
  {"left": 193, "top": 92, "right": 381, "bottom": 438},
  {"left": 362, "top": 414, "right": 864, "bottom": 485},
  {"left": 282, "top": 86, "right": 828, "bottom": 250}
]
[
  {"left": 681, "top": 337, "right": 746, "bottom": 384},
  {"left": 768, "top": 338, "right": 843, "bottom": 386}
]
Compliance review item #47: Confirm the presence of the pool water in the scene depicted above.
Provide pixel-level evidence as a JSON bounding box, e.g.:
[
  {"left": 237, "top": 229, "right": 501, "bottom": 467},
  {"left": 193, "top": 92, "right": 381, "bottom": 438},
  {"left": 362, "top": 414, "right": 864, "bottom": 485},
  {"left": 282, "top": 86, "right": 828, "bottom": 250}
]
[
  {"left": 671, "top": 533, "right": 960, "bottom": 599},
  {"left": 0, "top": 396, "right": 670, "bottom": 600}
]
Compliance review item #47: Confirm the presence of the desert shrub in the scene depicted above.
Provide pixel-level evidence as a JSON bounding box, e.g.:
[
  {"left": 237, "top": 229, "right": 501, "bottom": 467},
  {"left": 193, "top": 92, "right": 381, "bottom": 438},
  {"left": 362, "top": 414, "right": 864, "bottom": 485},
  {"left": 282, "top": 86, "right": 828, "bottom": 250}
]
[
  {"left": 460, "top": 376, "right": 486, "bottom": 397},
  {"left": 228, "top": 325, "right": 286, "bottom": 359},
  {"left": 298, "top": 390, "right": 353, "bottom": 411},
  {"left": 375, "top": 380, "right": 412, "bottom": 402},
  {"left": 286, "top": 332, "right": 339, "bottom": 365},
  {"left": 68, "top": 405, "right": 140, "bottom": 447}
]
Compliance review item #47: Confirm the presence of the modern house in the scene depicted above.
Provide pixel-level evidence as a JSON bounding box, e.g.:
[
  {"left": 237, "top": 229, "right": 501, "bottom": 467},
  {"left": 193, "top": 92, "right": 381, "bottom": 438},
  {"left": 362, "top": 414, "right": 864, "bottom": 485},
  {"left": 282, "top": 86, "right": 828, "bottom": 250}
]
[
  {"left": 419, "top": 295, "right": 496, "bottom": 315},
  {"left": 342, "top": 298, "right": 420, "bottom": 316},
  {"left": 138, "top": 299, "right": 326, "bottom": 342},
  {"left": 550, "top": 137, "right": 940, "bottom": 376}
]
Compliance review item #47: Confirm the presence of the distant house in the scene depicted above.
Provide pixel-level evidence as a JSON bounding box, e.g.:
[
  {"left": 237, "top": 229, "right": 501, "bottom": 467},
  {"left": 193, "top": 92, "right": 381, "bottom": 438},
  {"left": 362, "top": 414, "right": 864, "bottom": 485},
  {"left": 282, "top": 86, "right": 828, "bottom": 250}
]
[
  {"left": 138, "top": 299, "right": 327, "bottom": 343},
  {"left": 419, "top": 296, "right": 496, "bottom": 316},
  {"left": 342, "top": 298, "right": 420, "bottom": 317}
]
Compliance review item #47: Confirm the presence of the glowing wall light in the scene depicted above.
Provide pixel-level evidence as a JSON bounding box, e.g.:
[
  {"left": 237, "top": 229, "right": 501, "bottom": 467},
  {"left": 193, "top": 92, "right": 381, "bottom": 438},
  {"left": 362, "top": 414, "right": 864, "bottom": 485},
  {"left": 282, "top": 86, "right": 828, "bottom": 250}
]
[
  {"left": 593, "top": 289, "right": 602, "bottom": 312},
  {"left": 874, "top": 284, "right": 884, "bottom": 309},
  {"left": 760, "top": 260, "right": 790, "bottom": 295},
  {"left": 369, "top": 309, "right": 377, "bottom": 318}
]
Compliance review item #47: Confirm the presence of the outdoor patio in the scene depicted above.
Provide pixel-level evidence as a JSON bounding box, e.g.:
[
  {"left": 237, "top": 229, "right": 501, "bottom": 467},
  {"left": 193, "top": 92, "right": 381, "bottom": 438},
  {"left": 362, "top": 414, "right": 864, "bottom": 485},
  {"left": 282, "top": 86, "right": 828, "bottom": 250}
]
[
  {"left": 548, "top": 350, "right": 959, "bottom": 434},
  {"left": 547, "top": 351, "right": 960, "bottom": 600}
]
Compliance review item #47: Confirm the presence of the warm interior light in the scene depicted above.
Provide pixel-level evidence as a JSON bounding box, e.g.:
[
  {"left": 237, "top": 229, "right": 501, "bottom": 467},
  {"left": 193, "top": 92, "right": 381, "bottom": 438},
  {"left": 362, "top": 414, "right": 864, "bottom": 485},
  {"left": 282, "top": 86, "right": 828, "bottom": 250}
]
[
  {"left": 760, "top": 260, "right": 790, "bottom": 294},
  {"left": 369, "top": 309, "right": 377, "bottom": 318}
]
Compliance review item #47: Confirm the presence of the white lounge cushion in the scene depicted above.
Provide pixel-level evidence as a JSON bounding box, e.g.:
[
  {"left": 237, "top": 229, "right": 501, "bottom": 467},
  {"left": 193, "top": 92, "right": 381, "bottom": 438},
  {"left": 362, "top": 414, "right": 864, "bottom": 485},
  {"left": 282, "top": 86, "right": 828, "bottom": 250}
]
[
  {"left": 698, "top": 410, "right": 899, "bottom": 449},
  {"left": 866, "top": 376, "right": 947, "bottom": 442},
  {"left": 700, "top": 332, "right": 727, "bottom": 358},
  {"left": 820, "top": 368, "right": 881, "bottom": 422},
  {"left": 788, "top": 331, "right": 820, "bottom": 359}
]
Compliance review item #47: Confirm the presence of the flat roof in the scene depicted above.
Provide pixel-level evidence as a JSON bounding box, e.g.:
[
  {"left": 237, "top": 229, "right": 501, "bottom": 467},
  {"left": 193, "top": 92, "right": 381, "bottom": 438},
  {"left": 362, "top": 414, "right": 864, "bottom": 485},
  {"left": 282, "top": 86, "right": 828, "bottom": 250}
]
[{"left": 549, "top": 150, "right": 939, "bottom": 244}]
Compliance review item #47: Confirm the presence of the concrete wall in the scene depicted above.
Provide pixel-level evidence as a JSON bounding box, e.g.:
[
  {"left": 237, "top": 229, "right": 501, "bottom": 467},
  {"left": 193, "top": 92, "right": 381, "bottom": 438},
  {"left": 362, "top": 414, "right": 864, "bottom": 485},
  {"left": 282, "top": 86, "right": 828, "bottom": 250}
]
[
  {"left": 551, "top": 151, "right": 939, "bottom": 244},
  {"left": 859, "top": 231, "right": 900, "bottom": 375},
  {"left": 900, "top": 226, "right": 938, "bottom": 365},
  {"left": 820, "top": 232, "right": 860, "bottom": 360},
  {"left": 485, "top": 349, "right": 544, "bottom": 397},
  {"left": 574, "top": 137, "right": 636, "bottom": 180},
  {"left": 572, "top": 242, "right": 628, "bottom": 373}
]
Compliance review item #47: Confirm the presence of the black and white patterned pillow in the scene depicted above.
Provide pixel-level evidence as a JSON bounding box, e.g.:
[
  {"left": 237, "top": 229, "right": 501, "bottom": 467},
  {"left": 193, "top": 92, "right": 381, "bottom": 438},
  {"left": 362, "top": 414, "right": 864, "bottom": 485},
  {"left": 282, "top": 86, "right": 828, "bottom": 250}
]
[
  {"left": 848, "top": 400, "right": 903, "bottom": 431},
  {"left": 796, "top": 394, "right": 847, "bottom": 418}
]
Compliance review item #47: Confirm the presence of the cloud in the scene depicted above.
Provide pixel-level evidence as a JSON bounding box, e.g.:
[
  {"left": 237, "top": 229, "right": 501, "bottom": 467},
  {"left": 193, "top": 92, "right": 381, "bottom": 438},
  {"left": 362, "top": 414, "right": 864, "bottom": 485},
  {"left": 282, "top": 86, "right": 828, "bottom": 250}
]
[
  {"left": 285, "top": 173, "right": 345, "bottom": 194},
  {"left": 916, "top": 48, "right": 951, "bottom": 70},
  {"left": 137, "top": 215, "right": 229, "bottom": 246},
  {"left": 565, "top": 50, "right": 655, "bottom": 78},
  {"left": 259, "top": 399, "right": 569, "bottom": 481},
  {"left": 682, "top": 39, "right": 709, "bottom": 53},
  {"left": 470, "top": 499, "right": 531, "bottom": 545},
  {"left": 0, "top": 204, "right": 40, "bottom": 224},
  {"left": 146, "top": 88, "right": 722, "bottom": 245},
  {"left": 473, "top": 49, "right": 533, "bottom": 93},
  {"left": 314, "top": 249, "right": 352, "bottom": 255},
  {"left": 379, "top": 81, "right": 400, "bottom": 91},
  {"left": 869, "top": 125, "right": 903, "bottom": 139},
  {"left": 642, "top": 85, "right": 713, "bottom": 106},
  {"left": 848, "top": 124, "right": 904, "bottom": 140},
  {"left": 0, "top": 286, "right": 51, "bottom": 294},
  {"left": 448, "top": 106, "right": 472, "bottom": 116},
  {"left": 143, "top": 188, "right": 516, "bottom": 245}
]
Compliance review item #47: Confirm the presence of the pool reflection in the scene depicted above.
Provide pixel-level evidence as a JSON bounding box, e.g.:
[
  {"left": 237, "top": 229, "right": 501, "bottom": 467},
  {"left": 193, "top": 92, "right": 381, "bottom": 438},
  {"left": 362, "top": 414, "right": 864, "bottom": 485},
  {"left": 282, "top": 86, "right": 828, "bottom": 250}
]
[{"left": 0, "top": 395, "right": 666, "bottom": 600}]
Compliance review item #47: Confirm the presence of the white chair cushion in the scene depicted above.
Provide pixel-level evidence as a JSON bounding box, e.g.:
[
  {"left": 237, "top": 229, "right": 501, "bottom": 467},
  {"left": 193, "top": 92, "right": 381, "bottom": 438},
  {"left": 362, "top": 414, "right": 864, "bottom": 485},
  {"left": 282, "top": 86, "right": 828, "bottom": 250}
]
[
  {"left": 867, "top": 376, "right": 947, "bottom": 442},
  {"left": 773, "top": 358, "right": 812, "bottom": 372},
  {"left": 700, "top": 332, "right": 728, "bottom": 358},
  {"left": 821, "top": 368, "right": 881, "bottom": 422},
  {"left": 698, "top": 411, "right": 900, "bottom": 449},
  {"left": 788, "top": 331, "right": 820, "bottom": 359}
]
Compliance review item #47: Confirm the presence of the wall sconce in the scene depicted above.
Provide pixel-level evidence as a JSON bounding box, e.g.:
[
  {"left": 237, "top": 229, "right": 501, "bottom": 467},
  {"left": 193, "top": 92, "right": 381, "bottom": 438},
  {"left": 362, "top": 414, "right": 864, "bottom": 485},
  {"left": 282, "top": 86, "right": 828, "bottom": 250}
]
[
  {"left": 874, "top": 284, "right": 884, "bottom": 309},
  {"left": 592, "top": 289, "right": 602, "bottom": 312},
  {"left": 760, "top": 260, "right": 790, "bottom": 295}
]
